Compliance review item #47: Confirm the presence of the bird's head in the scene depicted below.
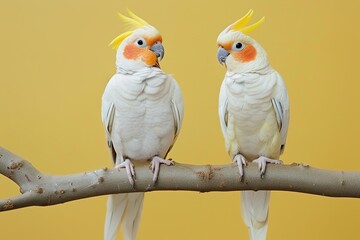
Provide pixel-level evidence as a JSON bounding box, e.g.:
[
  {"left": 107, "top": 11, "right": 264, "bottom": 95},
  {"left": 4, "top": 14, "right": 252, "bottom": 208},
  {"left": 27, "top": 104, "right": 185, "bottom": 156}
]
[
  {"left": 109, "top": 10, "right": 164, "bottom": 71},
  {"left": 217, "top": 9, "right": 268, "bottom": 73}
]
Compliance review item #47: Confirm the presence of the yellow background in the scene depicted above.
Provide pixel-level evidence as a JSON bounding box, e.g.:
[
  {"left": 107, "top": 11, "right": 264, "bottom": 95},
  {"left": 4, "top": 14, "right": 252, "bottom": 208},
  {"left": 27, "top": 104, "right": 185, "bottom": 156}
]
[{"left": 1, "top": 1, "right": 360, "bottom": 239}]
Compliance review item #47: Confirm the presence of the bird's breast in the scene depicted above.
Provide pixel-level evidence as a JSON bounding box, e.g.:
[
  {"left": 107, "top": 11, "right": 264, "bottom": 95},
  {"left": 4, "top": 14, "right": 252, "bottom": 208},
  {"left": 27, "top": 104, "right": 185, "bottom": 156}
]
[
  {"left": 225, "top": 73, "right": 281, "bottom": 160},
  {"left": 106, "top": 73, "right": 175, "bottom": 159}
]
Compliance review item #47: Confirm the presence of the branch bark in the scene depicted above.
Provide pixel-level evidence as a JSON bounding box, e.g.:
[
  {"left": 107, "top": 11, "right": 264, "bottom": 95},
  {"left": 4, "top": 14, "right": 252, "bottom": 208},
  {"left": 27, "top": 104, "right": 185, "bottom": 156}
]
[{"left": 1, "top": 146, "right": 360, "bottom": 212}]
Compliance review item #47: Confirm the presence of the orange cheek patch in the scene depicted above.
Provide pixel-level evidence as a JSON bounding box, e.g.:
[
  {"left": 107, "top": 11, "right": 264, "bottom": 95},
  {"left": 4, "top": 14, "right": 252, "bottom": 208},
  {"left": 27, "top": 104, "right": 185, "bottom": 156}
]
[
  {"left": 123, "top": 43, "right": 144, "bottom": 60},
  {"left": 123, "top": 43, "right": 157, "bottom": 66},
  {"left": 234, "top": 44, "right": 257, "bottom": 62}
]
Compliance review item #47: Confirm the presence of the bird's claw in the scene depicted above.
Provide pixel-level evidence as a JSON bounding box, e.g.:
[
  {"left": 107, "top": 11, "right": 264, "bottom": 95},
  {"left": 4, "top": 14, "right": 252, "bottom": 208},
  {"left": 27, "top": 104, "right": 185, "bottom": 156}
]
[
  {"left": 253, "top": 156, "right": 282, "bottom": 178},
  {"left": 233, "top": 154, "right": 247, "bottom": 180},
  {"left": 150, "top": 156, "right": 174, "bottom": 183},
  {"left": 115, "top": 159, "right": 135, "bottom": 187}
]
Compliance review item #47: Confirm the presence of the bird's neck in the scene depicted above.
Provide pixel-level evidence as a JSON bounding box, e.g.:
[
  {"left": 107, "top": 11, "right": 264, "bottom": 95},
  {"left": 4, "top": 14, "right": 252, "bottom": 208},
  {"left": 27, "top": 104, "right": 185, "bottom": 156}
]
[
  {"left": 227, "top": 63, "right": 273, "bottom": 79},
  {"left": 116, "top": 65, "right": 162, "bottom": 76}
]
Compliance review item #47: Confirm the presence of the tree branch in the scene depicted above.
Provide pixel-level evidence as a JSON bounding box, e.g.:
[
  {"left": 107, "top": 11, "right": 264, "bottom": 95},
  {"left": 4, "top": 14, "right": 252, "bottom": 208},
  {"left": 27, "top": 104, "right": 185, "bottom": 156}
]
[{"left": 1, "top": 146, "right": 360, "bottom": 212}]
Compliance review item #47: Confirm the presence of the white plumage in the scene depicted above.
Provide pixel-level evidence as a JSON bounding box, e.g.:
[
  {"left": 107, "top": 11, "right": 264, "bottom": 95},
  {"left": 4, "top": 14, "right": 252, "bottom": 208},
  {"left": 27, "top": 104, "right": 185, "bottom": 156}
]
[
  {"left": 219, "top": 69, "right": 289, "bottom": 162},
  {"left": 219, "top": 69, "right": 289, "bottom": 240},
  {"left": 217, "top": 11, "right": 289, "bottom": 240},
  {"left": 102, "top": 20, "right": 183, "bottom": 240},
  {"left": 102, "top": 69, "right": 183, "bottom": 163}
]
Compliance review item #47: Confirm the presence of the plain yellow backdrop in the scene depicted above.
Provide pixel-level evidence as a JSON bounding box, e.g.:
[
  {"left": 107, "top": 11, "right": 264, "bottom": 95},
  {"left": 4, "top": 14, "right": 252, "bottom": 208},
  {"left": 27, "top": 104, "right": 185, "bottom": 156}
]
[{"left": 1, "top": 0, "right": 360, "bottom": 239}]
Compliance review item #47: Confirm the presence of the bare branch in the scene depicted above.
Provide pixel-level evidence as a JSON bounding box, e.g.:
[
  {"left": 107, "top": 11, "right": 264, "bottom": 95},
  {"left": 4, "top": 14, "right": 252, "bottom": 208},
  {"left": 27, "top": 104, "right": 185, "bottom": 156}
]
[{"left": 1, "top": 146, "right": 360, "bottom": 212}]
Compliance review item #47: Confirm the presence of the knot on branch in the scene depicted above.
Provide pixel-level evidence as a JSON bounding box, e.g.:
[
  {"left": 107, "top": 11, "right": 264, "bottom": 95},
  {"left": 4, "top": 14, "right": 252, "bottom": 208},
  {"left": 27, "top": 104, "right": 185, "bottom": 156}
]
[
  {"left": 2, "top": 200, "right": 14, "bottom": 210},
  {"left": 196, "top": 165, "right": 220, "bottom": 181},
  {"left": 7, "top": 161, "right": 24, "bottom": 170}
]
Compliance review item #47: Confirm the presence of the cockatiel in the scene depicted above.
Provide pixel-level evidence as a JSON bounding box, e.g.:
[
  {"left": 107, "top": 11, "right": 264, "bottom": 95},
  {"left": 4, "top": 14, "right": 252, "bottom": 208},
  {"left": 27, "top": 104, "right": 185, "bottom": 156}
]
[
  {"left": 102, "top": 10, "right": 184, "bottom": 240},
  {"left": 217, "top": 10, "right": 289, "bottom": 240}
]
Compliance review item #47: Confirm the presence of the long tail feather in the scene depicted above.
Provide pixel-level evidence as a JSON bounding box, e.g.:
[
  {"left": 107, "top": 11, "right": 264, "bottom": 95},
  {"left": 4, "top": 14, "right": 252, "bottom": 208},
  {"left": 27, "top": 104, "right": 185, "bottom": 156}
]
[
  {"left": 104, "top": 193, "right": 144, "bottom": 240},
  {"left": 123, "top": 193, "right": 144, "bottom": 240},
  {"left": 241, "top": 191, "right": 270, "bottom": 240}
]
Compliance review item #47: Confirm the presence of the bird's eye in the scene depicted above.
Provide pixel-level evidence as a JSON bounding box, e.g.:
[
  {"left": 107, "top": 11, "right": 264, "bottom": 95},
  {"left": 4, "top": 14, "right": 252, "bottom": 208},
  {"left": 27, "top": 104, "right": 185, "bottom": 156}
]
[
  {"left": 135, "top": 38, "right": 147, "bottom": 48},
  {"left": 232, "top": 42, "right": 245, "bottom": 51}
]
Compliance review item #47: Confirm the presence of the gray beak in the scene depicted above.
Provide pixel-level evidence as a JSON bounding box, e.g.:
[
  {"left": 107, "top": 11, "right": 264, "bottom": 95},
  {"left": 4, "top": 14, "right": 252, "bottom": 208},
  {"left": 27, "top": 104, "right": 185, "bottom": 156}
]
[
  {"left": 217, "top": 47, "right": 230, "bottom": 65},
  {"left": 150, "top": 42, "right": 165, "bottom": 61}
]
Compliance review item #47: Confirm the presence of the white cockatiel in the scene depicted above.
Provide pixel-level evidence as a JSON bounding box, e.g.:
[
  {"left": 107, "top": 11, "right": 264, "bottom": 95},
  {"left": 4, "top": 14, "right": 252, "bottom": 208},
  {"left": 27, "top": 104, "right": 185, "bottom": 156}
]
[
  {"left": 102, "top": 10, "right": 184, "bottom": 240},
  {"left": 217, "top": 10, "right": 289, "bottom": 240}
]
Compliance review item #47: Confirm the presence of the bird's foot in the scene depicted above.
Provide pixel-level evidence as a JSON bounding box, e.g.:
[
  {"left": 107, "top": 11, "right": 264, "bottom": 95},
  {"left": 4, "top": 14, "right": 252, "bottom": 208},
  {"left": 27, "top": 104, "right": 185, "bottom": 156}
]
[
  {"left": 115, "top": 159, "right": 135, "bottom": 187},
  {"left": 150, "top": 156, "right": 174, "bottom": 183},
  {"left": 253, "top": 156, "right": 283, "bottom": 178},
  {"left": 233, "top": 154, "right": 247, "bottom": 180}
]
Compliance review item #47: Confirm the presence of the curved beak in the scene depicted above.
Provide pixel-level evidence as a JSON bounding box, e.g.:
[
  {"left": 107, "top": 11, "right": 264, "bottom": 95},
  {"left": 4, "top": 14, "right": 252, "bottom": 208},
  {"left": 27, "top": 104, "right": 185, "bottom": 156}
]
[
  {"left": 217, "top": 47, "right": 230, "bottom": 65},
  {"left": 150, "top": 42, "right": 165, "bottom": 61}
]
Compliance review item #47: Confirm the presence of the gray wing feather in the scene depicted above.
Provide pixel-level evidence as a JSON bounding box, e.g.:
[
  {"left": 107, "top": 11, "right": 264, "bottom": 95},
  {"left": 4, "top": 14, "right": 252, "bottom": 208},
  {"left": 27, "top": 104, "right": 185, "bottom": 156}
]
[
  {"left": 171, "top": 99, "right": 181, "bottom": 141},
  {"left": 104, "top": 102, "right": 115, "bottom": 147},
  {"left": 103, "top": 102, "right": 116, "bottom": 162},
  {"left": 272, "top": 73, "right": 290, "bottom": 155},
  {"left": 164, "top": 76, "right": 184, "bottom": 157},
  {"left": 272, "top": 98, "right": 283, "bottom": 131},
  {"left": 218, "top": 80, "right": 229, "bottom": 138}
]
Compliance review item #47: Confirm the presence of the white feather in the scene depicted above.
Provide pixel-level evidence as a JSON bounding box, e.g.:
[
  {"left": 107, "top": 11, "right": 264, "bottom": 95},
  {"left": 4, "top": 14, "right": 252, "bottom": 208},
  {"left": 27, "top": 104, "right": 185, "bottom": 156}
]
[
  {"left": 102, "top": 67, "right": 183, "bottom": 240},
  {"left": 104, "top": 193, "right": 144, "bottom": 240},
  {"left": 241, "top": 191, "right": 270, "bottom": 240},
  {"left": 104, "top": 194, "right": 126, "bottom": 240},
  {"left": 271, "top": 72, "right": 290, "bottom": 154},
  {"left": 219, "top": 68, "right": 289, "bottom": 240},
  {"left": 122, "top": 193, "right": 144, "bottom": 240},
  {"left": 218, "top": 79, "right": 229, "bottom": 138}
]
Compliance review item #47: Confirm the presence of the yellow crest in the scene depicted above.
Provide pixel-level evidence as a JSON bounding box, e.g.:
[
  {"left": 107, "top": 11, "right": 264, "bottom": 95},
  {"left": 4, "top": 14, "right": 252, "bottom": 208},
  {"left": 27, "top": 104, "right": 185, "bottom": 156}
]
[
  {"left": 109, "top": 9, "right": 150, "bottom": 50},
  {"left": 230, "top": 9, "right": 265, "bottom": 34}
]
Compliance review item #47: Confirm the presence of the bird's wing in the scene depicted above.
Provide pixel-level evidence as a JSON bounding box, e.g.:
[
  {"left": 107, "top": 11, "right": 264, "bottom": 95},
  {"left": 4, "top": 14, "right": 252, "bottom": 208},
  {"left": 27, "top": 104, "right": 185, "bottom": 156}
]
[
  {"left": 165, "top": 75, "right": 184, "bottom": 156},
  {"left": 103, "top": 102, "right": 116, "bottom": 148},
  {"left": 102, "top": 86, "right": 117, "bottom": 163},
  {"left": 218, "top": 80, "right": 229, "bottom": 138},
  {"left": 272, "top": 72, "right": 290, "bottom": 154}
]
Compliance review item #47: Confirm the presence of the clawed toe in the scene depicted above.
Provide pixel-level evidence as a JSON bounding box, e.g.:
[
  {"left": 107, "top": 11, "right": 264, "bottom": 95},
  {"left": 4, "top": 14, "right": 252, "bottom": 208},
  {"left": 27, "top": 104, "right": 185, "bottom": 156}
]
[
  {"left": 233, "top": 154, "right": 247, "bottom": 179},
  {"left": 115, "top": 159, "right": 135, "bottom": 186},
  {"left": 253, "top": 156, "right": 282, "bottom": 178},
  {"left": 151, "top": 156, "right": 174, "bottom": 183}
]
